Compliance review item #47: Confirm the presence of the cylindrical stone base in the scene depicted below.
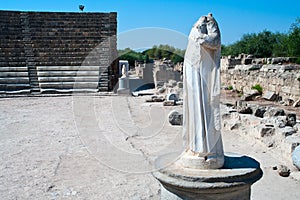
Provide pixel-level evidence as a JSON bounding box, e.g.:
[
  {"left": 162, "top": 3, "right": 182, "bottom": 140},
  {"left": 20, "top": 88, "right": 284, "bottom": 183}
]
[
  {"left": 117, "top": 77, "right": 130, "bottom": 95},
  {"left": 160, "top": 182, "right": 251, "bottom": 200},
  {"left": 153, "top": 153, "right": 262, "bottom": 200}
]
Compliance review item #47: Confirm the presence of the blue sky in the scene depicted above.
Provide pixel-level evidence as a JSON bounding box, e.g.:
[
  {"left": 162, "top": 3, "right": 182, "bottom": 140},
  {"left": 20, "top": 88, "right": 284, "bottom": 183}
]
[{"left": 2, "top": 0, "right": 300, "bottom": 49}]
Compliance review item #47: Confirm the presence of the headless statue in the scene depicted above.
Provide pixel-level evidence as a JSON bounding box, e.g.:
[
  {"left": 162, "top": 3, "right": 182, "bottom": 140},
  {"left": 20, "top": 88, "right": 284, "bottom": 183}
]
[{"left": 181, "top": 13, "right": 224, "bottom": 169}]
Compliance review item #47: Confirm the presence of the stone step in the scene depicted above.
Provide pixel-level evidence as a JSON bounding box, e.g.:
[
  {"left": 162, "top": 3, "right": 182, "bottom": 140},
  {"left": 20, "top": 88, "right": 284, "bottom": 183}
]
[
  {"left": 37, "top": 66, "right": 100, "bottom": 71},
  {"left": 0, "top": 83, "right": 31, "bottom": 90},
  {"left": 40, "top": 88, "right": 98, "bottom": 93},
  {"left": 0, "top": 72, "right": 29, "bottom": 77},
  {"left": 39, "top": 82, "right": 98, "bottom": 89},
  {"left": 0, "top": 67, "right": 28, "bottom": 72},
  {"left": 38, "top": 76, "right": 99, "bottom": 82},
  {"left": 0, "top": 77, "right": 29, "bottom": 84},
  {"left": 0, "top": 62, "right": 27, "bottom": 67},
  {"left": 37, "top": 71, "right": 99, "bottom": 76}
]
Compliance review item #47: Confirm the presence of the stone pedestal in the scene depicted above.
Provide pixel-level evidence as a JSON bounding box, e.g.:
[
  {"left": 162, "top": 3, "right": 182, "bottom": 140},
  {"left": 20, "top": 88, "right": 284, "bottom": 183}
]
[
  {"left": 153, "top": 153, "right": 262, "bottom": 200},
  {"left": 117, "top": 77, "right": 130, "bottom": 95}
]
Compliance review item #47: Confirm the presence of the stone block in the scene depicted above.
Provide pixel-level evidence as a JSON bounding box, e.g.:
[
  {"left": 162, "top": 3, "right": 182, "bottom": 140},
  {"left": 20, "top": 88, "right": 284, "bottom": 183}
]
[
  {"left": 163, "top": 100, "right": 175, "bottom": 106},
  {"left": 277, "top": 165, "right": 290, "bottom": 177},
  {"left": 293, "top": 99, "right": 300, "bottom": 107},
  {"left": 254, "top": 106, "right": 266, "bottom": 118},
  {"left": 168, "top": 110, "right": 183, "bottom": 126},
  {"left": 166, "top": 93, "right": 179, "bottom": 102},
  {"left": 264, "top": 108, "right": 285, "bottom": 118},
  {"left": 256, "top": 125, "right": 275, "bottom": 137},
  {"left": 286, "top": 113, "right": 296, "bottom": 127},
  {"left": 279, "top": 127, "right": 297, "bottom": 137},
  {"left": 262, "top": 91, "right": 278, "bottom": 101}
]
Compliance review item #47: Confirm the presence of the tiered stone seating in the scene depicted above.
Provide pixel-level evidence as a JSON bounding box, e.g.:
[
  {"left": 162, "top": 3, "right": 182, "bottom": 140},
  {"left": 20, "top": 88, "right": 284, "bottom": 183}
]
[
  {"left": 36, "top": 66, "right": 100, "bottom": 92},
  {"left": 0, "top": 10, "right": 117, "bottom": 93},
  {"left": 0, "top": 67, "right": 30, "bottom": 93},
  {"left": 0, "top": 11, "right": 30, "bottom": 93}
]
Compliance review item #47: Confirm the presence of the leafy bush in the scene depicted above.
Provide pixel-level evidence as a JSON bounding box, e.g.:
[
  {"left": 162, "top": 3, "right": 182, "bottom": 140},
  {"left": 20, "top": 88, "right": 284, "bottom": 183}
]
[
  {"left": 228, "top": 85, "right": 233, "bottom": 90},
  {"left": 251, "top": 84, "right": 263, "bottom": 94}
]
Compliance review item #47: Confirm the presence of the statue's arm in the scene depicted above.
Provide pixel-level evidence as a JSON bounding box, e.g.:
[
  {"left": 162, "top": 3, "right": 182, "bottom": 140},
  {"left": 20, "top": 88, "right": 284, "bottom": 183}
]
[{"left": 200, "top": 25, "right": 220, "bottom": 50}]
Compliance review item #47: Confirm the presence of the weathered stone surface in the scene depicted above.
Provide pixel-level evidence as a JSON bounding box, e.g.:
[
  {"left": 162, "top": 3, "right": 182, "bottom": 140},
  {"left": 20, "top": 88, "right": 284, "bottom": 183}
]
[
  {"left": 254, "top": 106, "right": 267, "bottom": 118},
  {"left": 237, "top": 106, "right": 253, "bottom": 114},
  {"left": 168, "top": 110, "right": 183, "bottom": 126},
  {"left": 274, "top": 116, "right": 287, "bottom": 128},
  {"left": 241, "top": 89, "right": 260, "bottom": 101},
  {"left": 293, "top": 99, "right": 300, "bottom": 107},
  {"left": 262, "top": 91, "right": 278, "bottom": 101},
  {"left": 157, "top": 87, "right": 166, "bottom": 94},
  {"left": 264, "top": 108, "right": 285, "bottom": 118},
  {"left": 182, "top": 13, "right": 224, "bottom": 169},
  {"left": 280, "top": 98, "right": 294, "bottom": 106},
  {"left": 152, "top": 96, "right": 165, "bottom": 102},
  {"left": 156, "top": 81, "right": 165, "bottom": 88},
  {"left": 279, "top": 127, "right": 297, "bottom": 137},
  {"left": 177, "top": 81, "right": 183, "bottom": 88},
  {"left": 292, "top": 145, "right": 300, "bottom": 170},
  {"left": 153, "top": 153, "right": 262, "bottom": 200},
  {"left": 163, "top": 100, "right": 175, "bottom": 106},
  {"left": 166, "top": 93, "right": 179, "bottom": 102},
  {"left": 277, "top": 165, "right": 290, "bottom": 177},
  {"left": 286, "top": 113, "right": 297, "bottom": 127},
  {"left": 256, "top": 125, "right": 275, "bottom": 137},
  {"left": 176, "top": 100, "right": 183, "bottom": 105},
  {"left": 221, "top": 61, "right": 300, "bottom": 103}
]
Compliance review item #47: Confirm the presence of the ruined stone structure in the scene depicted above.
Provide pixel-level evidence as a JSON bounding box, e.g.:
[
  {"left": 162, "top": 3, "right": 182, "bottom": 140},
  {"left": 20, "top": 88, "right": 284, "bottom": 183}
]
[
  {"left": 0, "top": 10, "right": 117, "bottom": 93},
  {"left": 221, "top": 55, "right": 300, "bottom": 102}
]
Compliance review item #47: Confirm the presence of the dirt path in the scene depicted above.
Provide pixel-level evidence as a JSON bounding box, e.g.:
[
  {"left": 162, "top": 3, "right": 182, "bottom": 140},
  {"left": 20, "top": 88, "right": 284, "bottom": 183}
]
[{"left": 0, "top": 95, "right": 299, "bottom": 199}]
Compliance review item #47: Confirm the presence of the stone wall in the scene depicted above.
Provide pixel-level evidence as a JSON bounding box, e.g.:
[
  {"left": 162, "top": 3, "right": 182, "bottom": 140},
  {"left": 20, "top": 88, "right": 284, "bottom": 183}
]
[
  {"left": 221, "top": 64, "right": 300, "bottom": 102},
  {"left": 0, "top": 10, "right": 117, "bottom": 93}
]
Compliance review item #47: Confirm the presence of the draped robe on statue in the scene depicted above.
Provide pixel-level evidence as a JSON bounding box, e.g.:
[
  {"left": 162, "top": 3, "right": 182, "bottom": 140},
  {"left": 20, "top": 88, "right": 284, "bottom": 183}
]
[{"left": 182, "top": 14, "right": 224, "bottom": 169}]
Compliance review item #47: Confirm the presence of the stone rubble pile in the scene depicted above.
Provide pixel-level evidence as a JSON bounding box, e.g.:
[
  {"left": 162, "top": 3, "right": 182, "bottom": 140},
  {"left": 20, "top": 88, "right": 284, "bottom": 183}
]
[{"left": 221, "top": 102, "right": 300, "bottom": 171}]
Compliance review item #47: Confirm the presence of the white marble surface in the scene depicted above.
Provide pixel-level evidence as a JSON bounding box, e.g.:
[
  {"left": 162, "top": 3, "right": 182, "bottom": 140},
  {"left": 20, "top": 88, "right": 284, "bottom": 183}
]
[{"left": 182, "top": 13, "right": 224, "bottom": 169}]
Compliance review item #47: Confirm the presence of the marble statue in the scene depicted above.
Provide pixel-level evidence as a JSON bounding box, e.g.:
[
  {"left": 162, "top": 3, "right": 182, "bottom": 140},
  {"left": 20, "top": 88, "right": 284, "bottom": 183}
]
[
  {"left": 181, "top": 13, "right": 224, "bottom": 169},
  {"left": 121, "top": 64, "right": 127, "bottom": 78}
]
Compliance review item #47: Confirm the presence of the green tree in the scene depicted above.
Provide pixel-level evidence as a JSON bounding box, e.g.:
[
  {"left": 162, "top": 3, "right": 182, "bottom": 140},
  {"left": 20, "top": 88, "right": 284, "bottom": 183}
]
[
  {"left": 222, "top": 18, "right": 300, "bottom": 60},
  {"left": 288, "top": 18, "right": 300, "bottom": 58}
]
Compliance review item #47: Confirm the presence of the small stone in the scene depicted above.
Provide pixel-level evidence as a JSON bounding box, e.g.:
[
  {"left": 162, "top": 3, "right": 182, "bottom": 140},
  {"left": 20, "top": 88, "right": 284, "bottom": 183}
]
[
  {"left": 152, "top": 96, "right": 164, "bottom": 102},
  {"left": 254, "top": 106, "right": 266, "bottom": 118},
  {"left": 168, "top": 110, "right": 183, "bottom": 126},
  {"left": 292, "top": 145, "right": 300, "bottom": 170},
  {"left": 280, "top": 127, "right": 297, "bottom": 137},
  {"left": 293, "top": 99, "right": 300, "bottom": 107},
  {"left": 163, "top": 100, "right": 175, "bottom": 106},
  {"left": 257, "top": 125, "right": 275, "bottom": 137},
  {"left": 278, "top": 165, "right": 290, "bottom": 177},
  {"left": 272, "top": 166, "right": 277, "bottom": 170},
  {"left": 157, "top": 87, "right": 166, "bottom": 93},
  {"left": 177, "top": 82, "right": 183, "bottom": 88},
  {"left": 176, "top": 100, "right": 183, "bottom": 105},
  {"left": 286, "top": 113, "right": 296, "bottom": 127},
  {"left": 241, "top": 89, "right": 260, "bottom": 101},
  {"left": 156, "top": 81, "right": 165, "bottom": 88},
  {"left": 274, "top": 116, "right": 287, "bottom": 128},
  {"left": 237, "top": 106, "right": 253, "bottom": 114},
  {"left": 264, "top": 108, "right": 285, "bottom": 118},
  {"left": 145, "top": 98, "right": 153, "bottom": 102},
  {"left": 166, "top": 93, "right": 179, "bottom": 102},
  {"left": 262, "top": 91, "right": 278, "bottom": 101},
  {"left": 230, "top": 123, "right": 240, "bottom": 130}
]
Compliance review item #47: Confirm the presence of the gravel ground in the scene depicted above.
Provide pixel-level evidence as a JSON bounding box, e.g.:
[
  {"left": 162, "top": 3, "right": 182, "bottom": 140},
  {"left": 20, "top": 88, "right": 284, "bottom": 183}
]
[{"left": 0, "top": 95, "right": 299, "bottom": 199}]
